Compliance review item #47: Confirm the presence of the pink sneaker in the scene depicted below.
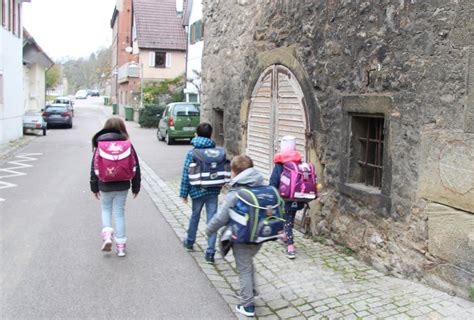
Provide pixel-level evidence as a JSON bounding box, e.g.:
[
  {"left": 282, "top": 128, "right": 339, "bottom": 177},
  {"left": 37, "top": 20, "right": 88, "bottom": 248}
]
[
  {"left": 101, "top": 228, "right": 113, "bottom": 252},
  {"left": 286, "top": 244, "right": 296, "bottom": 259},
  {"left": 115, "top": 238, "right": 126, "bottom": 257},
  {"left": 116, "top": 243, "right": 126, "bottom": 257}
]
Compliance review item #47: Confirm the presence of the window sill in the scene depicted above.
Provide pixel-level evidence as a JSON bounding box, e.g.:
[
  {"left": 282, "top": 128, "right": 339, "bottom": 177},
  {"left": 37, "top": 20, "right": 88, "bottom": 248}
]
[{"left": 338, "top": 182, "right": 391, "bottom": 215}]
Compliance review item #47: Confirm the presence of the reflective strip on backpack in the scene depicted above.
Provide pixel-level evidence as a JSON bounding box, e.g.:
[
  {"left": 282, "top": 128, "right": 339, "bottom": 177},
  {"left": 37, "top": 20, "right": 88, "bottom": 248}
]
[
  {"left": 98, "top": 147, "right": 131, "bottom": 161},
  {"left": 255, "top": 235, "right": 281, "bottom": 243},
  {"left": 229, "top": 209, "right": 247, "bottom": 225},
  {"left": 188, "top": 171, "right": 231, "bottom": 179},
  {"left": 190, "top": 179, "right": 229, "bottom": 186},
  {"left": 236, "top": 194, "right": 280, "bottom": 210},
  {"left": 293, "top": 192, "right": 316, "bottom": 199}
]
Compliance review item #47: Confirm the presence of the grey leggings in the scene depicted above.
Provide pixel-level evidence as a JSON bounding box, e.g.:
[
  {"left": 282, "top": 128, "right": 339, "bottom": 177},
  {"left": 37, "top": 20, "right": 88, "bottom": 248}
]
[{"left": 233, "top": 243, "right": 261, "bottom": 307}]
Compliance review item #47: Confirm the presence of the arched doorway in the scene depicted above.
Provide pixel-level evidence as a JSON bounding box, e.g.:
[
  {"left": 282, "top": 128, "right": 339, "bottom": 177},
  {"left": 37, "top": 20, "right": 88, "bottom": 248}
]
[{"left": 246, "top": 65, "right": 309, "bottom": 179}]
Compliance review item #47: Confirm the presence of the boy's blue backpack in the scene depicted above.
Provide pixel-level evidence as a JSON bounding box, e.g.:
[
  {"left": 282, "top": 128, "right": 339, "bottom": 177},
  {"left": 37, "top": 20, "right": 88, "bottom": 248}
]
[
  {"left": 229, "top": 186, "right": 285, "bottom": 244},
  {"left": 188, "top": 148, "right": 231, "bottom": 187}
]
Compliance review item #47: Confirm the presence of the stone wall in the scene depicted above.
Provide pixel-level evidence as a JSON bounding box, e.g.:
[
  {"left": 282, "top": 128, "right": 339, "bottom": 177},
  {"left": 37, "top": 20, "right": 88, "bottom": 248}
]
[{"left": 202, "top": 0, "right": 473, "bottom": 298}]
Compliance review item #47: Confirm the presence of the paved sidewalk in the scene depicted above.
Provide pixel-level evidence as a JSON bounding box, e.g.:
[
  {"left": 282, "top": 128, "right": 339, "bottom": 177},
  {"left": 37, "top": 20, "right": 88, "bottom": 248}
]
[
  {"left": 139, "top": 158, "right": 474, "bottom": 319},
  {"left": 0, "top": 135, "right": 36, "bottom": 161}
]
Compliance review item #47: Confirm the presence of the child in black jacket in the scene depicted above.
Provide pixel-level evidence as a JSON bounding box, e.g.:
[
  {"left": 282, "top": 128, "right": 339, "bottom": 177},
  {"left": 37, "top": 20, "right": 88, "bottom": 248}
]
[{"left": 90, "top": 117, "right": 140, "bottom": 257}]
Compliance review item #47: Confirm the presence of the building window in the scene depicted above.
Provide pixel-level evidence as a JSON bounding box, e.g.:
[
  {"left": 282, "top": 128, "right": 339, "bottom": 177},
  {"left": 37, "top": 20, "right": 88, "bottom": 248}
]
[
  {"left": 148, "top": 52, "right": 171, "bottom": 68},
  {"left": 213, "top": 109, "right": 224, "bottom": 146},
  {"left": 1, "top": 0, "right": 4, "bottom": 27},
  {"left": 16, "top": 2, "right": 20, "bottom": 37},
  {"left": 11, "top": 0, "right": 14, "bottom": 34},
  {"left": 187, "top": 93, "right": 198, "bottom": 103},
  {"left": 7, "top": 0, "right": 11, "bottom": 30},
  {"left": 348, "top": 114, "right": 385, "bottom": 189},
  {"left": 155, "top": 52, "right": 166, "bottom": 68},
  {"left": 339, "top": 95, "right": 392, "bottom": 213},
  {"left": 0, "top": 74, "right": 3, "bottom": 104}
]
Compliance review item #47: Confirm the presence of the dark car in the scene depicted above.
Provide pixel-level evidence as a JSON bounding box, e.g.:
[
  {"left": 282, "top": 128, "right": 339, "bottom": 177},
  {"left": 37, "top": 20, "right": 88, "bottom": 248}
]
[
  {"left": 90, "top": 90, "right": 100, "bottom": 97},
  {"left": 157, "top": 103, "right": 200, "bottom": 145},
  {"left": 43, "top": 104, "right": 73, "bottom": 128},
  {"left": 54, "top": 96, "right": 74, "bottom": 116}
]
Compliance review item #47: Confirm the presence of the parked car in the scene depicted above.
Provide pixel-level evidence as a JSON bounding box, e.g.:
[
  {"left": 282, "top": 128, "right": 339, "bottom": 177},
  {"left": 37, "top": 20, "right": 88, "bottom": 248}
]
[
  {"left": 42, "top": 104, "right": 73, "bottom": 128},
  {"left": 90, "top": 89, "right": 100, "bottom": 97},
  {"left": 54, "top": 96, "right": 74, "bottom": 116},
  {"left": 75, "top": 90, "right": 88, "bottom": 99},
  {"left": 23, "top": 110, "right": 47, "bottom": 136},
  {"left": 157, "top": 103, "right": 200, "bottom": 145}
]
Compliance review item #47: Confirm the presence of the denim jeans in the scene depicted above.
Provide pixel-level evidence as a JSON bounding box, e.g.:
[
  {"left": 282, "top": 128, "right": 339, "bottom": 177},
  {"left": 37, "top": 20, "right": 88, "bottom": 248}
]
[
  {"left": 101, "top": 190, "right": 128, "bottom": 240},
  {"left": 186, "top": 194, "right": 218, "bottom": 254}
]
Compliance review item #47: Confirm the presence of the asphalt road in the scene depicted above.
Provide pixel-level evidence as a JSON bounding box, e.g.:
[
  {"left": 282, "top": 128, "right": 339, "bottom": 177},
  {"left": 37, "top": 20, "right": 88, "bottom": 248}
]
[{"left": 0, "top": 98, "right": 234, "bottom": 319}]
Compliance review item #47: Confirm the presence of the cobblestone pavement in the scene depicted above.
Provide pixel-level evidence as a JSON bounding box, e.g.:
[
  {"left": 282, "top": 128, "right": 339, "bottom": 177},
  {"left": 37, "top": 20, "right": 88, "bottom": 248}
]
[{"left": 139, "top": 158, "right": 474, "bottom": 319}]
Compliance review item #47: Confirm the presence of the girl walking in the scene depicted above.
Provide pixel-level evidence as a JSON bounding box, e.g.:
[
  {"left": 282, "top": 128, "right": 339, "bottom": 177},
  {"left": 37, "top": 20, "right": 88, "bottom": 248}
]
[
  {"left": 90, "top": 117, "right": 141, "bottom": 257},
  {"left": 269, "top": 136, "right": 304, "bottom": 259}
]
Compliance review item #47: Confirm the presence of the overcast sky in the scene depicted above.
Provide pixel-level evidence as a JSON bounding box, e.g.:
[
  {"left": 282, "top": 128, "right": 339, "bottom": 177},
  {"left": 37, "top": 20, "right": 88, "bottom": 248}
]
[{"left": 23, "top": 0, "right": 116, "bottom": 61}]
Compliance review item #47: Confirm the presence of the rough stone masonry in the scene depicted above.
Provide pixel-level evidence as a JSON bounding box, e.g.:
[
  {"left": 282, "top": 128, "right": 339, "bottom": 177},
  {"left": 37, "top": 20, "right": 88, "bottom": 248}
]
[{"left": 201, "top": 0, "right": 474, "bottom": 299}]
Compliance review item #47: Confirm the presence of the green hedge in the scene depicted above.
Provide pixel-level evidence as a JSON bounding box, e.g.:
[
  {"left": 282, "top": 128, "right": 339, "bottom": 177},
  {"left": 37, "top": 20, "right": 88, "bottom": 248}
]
[{"left": 138, "top": 105, "right": 165, "bottom": 128}]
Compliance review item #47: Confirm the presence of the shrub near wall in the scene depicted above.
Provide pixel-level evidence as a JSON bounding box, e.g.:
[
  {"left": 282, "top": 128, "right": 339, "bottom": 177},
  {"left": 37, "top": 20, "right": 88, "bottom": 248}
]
[{"left": 138, "top": 105, "right": 165, "bottom": 128}]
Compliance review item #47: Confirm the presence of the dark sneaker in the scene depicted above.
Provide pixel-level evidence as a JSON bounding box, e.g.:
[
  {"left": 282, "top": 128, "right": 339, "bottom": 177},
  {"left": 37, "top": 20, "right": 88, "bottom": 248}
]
[
  {"left": 205, "top": 252, "right": 215, "bottom": 264},
  {"left": 235, "top": 304, "right": 255, "bottom": 317},
  {"left": 286, "top": 250, "right": 296, "bottom": 259},
  {"left": 183, "top": 239, "right": 193, "bottom": 251}
]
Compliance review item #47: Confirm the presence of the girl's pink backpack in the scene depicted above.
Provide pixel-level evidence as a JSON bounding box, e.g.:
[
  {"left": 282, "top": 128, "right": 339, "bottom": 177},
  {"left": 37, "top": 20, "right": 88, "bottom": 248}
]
[
  {"left": 279, "top": 161, "right": 317, "bottom": 202},
  {"left": 94, "top": 140, "right": 136, "bottom": 182}
]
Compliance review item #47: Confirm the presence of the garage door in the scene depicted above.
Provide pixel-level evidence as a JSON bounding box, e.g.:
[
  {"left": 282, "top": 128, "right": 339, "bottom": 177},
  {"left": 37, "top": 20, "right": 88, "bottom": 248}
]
[{"left": 246, "top": 65, "right": 308, "bottom": 179}]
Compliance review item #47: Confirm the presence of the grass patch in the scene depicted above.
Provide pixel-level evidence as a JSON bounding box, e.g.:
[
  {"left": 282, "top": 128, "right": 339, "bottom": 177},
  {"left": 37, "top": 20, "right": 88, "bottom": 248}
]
[
  {"left": 470, "top": 283, "right": 474, "bottom": 299},
  {"left": 342, "top": 246, "right": 354, "bottom": 256}
]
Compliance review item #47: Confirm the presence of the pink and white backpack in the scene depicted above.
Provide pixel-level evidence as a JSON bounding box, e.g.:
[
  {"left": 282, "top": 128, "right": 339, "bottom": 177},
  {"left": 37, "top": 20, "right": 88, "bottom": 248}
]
[
  {"left": 279, "top": 161, "right": 318, "bottom": 202},
  {"left": 94, "top": 140, "right": 136, "bottom": 182}
]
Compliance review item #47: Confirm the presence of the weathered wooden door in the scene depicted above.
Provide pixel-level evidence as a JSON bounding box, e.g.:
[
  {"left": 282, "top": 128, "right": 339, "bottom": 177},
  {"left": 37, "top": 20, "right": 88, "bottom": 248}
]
[{"left": 246, "top": 65, "right": 308, "bottom": 179}]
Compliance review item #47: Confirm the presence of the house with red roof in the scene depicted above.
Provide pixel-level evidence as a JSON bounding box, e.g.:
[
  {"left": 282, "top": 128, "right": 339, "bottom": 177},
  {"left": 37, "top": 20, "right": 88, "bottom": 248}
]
[
  {"left": 111, "top": 0, "right": 187, "bottom": 118},
  {"left": 132, "top": 0, "right": 187, "bottom": 82}
]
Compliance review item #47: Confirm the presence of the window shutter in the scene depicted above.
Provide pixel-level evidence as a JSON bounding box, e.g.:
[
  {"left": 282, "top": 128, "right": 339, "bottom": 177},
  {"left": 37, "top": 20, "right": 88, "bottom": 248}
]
[
  {"left": 149, "top": 52, "right": 156, "bottom": 67},
  {"left": 195, "top": 21, "right": 201, "bottom": 42},
  {"left": 165, "top": 53, "right": 171, "bottom": 68},
  {"left": 200, "top": 21, "right": 205, "bottom": 40},
  {"left": 191, "top": 23, "right": 196, "bottom": 44}
]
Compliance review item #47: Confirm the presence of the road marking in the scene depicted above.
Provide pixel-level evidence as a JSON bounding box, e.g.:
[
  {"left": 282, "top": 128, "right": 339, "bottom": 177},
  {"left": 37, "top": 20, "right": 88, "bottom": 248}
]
[{"left": 0, "top": 153, "right": 42, "bottom": 202}]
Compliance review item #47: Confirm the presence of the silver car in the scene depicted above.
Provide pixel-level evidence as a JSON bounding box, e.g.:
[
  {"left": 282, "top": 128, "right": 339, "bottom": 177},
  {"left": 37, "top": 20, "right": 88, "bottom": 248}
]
[{"left": 23, "top": 110, "right": 47, "bottom": 136}]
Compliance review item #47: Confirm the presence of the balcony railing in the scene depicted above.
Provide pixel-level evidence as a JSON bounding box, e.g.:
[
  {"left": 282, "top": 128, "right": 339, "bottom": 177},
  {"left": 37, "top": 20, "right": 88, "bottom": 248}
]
[{"left": 117, "top": 62, "right": 140, "bottom": 83}]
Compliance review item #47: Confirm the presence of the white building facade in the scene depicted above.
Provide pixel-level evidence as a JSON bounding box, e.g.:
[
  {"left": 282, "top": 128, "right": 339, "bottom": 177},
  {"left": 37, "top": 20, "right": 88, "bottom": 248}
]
[
  {"left": 183, "top": 0, "right": 203, "bottom": 103},
  {"left": 23, "top": 30, "right": 54, "bottom": 111},
  {"left": 0, "top": 0, "right": 30, "bottom": 144}
]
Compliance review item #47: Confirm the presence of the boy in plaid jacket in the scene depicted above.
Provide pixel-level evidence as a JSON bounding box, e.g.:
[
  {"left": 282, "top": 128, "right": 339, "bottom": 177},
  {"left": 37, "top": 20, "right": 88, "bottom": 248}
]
[{"left": 180, "top": 123, "right": 222, "bottom": 263}]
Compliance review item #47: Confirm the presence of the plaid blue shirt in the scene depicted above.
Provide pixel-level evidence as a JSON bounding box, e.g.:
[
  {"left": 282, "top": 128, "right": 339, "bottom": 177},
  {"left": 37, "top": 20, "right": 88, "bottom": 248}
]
[{"left": 179, "top": 137, "right": 222, "bottom": 199}]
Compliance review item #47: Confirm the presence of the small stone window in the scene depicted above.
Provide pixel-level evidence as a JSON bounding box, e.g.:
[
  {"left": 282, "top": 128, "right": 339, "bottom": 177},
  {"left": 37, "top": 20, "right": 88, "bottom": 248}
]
[
  {"left": 213, "top": 109, "right": 224, "bottom": 146},
  {"left": 340, "top": 96, "right": 392, "bottom": 213},
  {"left": 348, "top": 114, "right": 385, "bottom": 189}
]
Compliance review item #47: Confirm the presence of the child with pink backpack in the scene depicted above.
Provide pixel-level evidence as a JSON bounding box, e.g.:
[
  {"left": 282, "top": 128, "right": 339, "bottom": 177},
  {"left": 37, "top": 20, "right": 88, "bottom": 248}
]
[
  {"left": 90, "top": 117, "right": 141, "bottom": 257},
  {"left": 269, "top": 136, "right": 318, "bottom": 259}
]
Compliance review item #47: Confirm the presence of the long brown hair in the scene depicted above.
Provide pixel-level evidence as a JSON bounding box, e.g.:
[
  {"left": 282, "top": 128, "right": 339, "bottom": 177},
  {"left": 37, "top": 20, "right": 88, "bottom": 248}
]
[
  {"left": 103, "top": 117, "right": 129, "bottom": 139},
  {"left": 92, "top": 117, "right": 130, "bottom": 151}
]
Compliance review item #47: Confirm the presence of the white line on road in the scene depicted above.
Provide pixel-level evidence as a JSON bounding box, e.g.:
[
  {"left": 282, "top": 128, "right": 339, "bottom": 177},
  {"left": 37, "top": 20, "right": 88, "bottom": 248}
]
[{"left": 0, "top": 153, "right": 43, "bottom": 202}]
